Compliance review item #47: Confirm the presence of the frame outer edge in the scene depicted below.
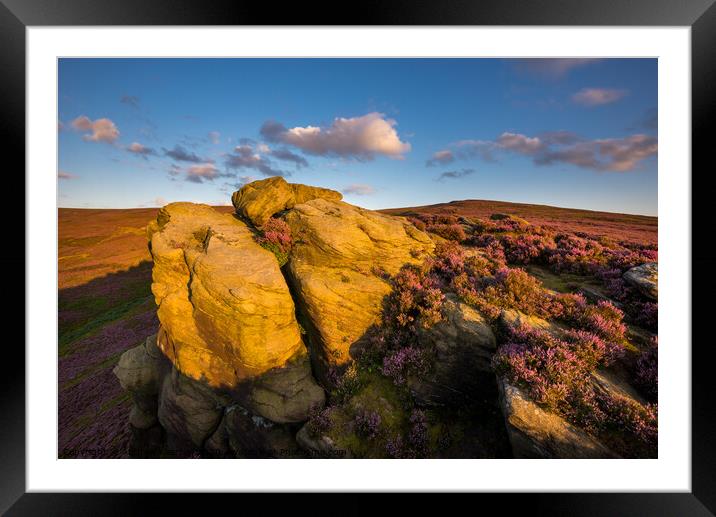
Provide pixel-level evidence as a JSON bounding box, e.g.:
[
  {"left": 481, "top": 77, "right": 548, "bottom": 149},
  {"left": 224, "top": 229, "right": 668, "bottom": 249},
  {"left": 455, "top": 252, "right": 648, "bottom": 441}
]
[
  {"left": 692, "top": 1, "right": 716, "bottom": 515},
  {"left": 2, "top": 0, "right": 715, "bottom": 513},
  {"left": 0, "top": 0, "right": 716, "bottom": 26},
  {"left": 0, "top": 0, "right": 27, "bottom": 513}
]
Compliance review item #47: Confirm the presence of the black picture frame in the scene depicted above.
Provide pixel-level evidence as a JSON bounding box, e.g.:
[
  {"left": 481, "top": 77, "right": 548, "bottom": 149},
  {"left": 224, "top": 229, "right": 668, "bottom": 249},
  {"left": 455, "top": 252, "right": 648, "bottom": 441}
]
[{"left": 3, "top": 0, "right": 714, "bottom": 513}]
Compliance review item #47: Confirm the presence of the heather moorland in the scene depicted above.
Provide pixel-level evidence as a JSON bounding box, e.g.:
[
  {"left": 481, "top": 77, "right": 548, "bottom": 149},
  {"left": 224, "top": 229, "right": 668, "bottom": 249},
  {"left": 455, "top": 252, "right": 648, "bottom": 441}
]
[{"left": 59, "top": 188, "right": 657, "bottom": 459}]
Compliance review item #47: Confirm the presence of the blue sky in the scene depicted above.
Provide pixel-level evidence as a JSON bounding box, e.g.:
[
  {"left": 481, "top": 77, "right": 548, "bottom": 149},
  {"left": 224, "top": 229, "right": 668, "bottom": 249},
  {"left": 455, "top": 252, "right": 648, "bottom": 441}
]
[{"left": 58, "top": 58, "right": 657, "bottom": 215}]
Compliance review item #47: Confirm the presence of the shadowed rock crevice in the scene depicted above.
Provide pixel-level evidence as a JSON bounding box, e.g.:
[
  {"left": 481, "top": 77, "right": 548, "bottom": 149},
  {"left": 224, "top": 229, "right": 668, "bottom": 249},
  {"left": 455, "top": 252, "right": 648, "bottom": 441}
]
[{"left": 281, "top": 263, "right": 331, "bottom": 386}]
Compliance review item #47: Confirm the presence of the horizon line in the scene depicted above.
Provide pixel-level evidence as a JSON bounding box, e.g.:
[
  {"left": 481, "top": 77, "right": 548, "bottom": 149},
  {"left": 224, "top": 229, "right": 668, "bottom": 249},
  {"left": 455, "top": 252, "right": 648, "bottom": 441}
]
[{"left": 57, "top": 197, "right": 658, "bottom": 219}]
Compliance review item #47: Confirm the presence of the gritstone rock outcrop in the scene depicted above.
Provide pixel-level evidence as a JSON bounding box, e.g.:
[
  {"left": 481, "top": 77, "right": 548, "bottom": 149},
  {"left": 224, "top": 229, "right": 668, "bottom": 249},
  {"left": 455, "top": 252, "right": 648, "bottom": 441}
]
[
  {"left": 114, "top": 176, "right": 649, "bottom": 459},
  {"left": 115, "top": 178, "right": 436, "bottom": 456}
]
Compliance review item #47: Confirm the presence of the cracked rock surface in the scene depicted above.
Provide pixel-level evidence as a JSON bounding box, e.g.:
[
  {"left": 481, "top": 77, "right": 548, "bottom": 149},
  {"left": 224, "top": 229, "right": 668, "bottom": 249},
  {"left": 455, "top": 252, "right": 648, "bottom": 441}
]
[
  {"left": 147, "top": 202, "right": 308, "bottom": 388},
  {"left": 144, "top": 201, "right": 324, "bottom": 425},
  {"left": 284, "top": 197, "right": 434, "bottom": 372}
]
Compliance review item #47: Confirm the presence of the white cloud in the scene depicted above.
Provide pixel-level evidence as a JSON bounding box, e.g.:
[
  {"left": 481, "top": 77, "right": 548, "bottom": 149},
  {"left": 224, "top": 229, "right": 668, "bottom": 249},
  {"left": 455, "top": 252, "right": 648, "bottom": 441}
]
[
  {"left": 432, "top": 131, "right": 657, "bottom": 172},
  {"left": 497, "top": 132, "right": 543, "bottom": 154},
  {"left": 535, "top": 133, "right": 658, "bottom": 171},
  {"left": 261, "top": 112, "right": 410, "bottom": 160},
  {"left": 594, "top": 134, "right": 659, "bottom": 172},
  {"left": 70, "top": 115, "right": 120, "bottom": 143}
]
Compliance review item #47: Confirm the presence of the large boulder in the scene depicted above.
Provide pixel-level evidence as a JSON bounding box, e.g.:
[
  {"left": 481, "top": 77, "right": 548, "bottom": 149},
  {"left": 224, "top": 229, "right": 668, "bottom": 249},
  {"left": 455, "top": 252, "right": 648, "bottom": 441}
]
[
  {"left": 147, "top": 202, "right": 324, "bottom": 422},
  {"left": 498, "top": 380, "right": 618, "bottom": 459},
  {"left": 623, "top": 262, "right": 658, "bottom": 300},
  {"left": 231, "top": 176, "right": 343, "bottom": 227},
  {"left": 411, "top": 294, "right": 497, "bottom": 405},
  {"left": 148, "top": 202, "right": 303, "bottom": 387},
  {"left": 283, "top": 198, "right": 434, "bottom": 374}
]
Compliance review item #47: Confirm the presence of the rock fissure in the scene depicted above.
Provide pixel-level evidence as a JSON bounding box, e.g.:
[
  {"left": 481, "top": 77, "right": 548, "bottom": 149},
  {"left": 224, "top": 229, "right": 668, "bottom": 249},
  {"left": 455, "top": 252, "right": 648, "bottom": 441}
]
[{"left": 181, "top": 248, "right": 195, "bottom": 309}]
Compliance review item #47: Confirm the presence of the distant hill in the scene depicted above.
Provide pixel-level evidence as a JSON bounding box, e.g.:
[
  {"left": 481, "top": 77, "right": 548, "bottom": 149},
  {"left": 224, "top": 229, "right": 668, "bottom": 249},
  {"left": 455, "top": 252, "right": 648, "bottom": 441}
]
[{"left": 380, "top": 199, "right": 657, "bottom": 246}]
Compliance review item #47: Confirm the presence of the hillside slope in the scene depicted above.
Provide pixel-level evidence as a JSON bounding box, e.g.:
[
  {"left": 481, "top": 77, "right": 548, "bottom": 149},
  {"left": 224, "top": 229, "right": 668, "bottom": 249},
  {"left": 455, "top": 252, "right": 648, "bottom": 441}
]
[{"left": 381, "top": 199, "right": 656, "bottom": 246}]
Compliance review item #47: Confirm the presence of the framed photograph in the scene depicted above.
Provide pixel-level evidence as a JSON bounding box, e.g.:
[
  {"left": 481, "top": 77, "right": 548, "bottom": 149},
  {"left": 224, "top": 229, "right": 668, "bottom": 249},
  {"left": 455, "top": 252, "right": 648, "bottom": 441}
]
[{"left": 4, "top": 0, "right": 714, "bottom": 513}]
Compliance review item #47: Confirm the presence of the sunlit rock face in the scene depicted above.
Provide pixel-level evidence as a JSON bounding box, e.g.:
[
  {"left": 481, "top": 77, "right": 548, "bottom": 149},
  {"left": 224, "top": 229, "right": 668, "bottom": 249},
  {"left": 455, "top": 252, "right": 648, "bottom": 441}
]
[
  {"left": 147, "top": 202, "right": 308, "bottom": 388},
  {"left": 231, "top": 176, "right": 343, "bottom": 227},
  {"left": 284, "top": 198, "right": 434, "bottom": 373}
]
